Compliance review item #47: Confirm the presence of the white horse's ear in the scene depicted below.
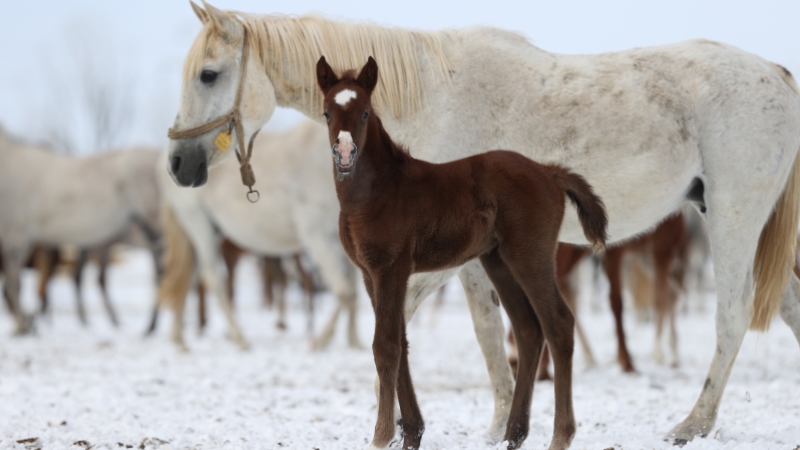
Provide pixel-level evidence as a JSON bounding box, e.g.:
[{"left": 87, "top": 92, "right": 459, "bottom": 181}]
[
  {"left": 190, "top": 1, "right": 209, "bottom": 24},
  {"left": 202, "top": 1, "right": 243, "bottom": 40}
]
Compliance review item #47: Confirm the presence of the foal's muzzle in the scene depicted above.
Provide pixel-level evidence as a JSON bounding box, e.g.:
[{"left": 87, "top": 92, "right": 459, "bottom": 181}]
[{"left": 333, "top": 143, "right": 358, "bottom": 174}]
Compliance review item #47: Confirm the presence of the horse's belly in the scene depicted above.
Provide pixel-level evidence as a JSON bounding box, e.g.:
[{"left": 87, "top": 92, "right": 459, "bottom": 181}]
[
  {"left": 34, "top": 207, "right": 129, "bottom": 247},
  {"left": 557, "top": 150, "right": 701, "bottom": 244},
  {"left": 209, "top": 204, "right": 303, "bottom": 256}
]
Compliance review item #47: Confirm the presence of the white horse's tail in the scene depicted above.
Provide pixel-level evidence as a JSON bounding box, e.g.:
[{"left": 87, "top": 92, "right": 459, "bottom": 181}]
[
  {"left": 156, "top": 201, "right": 195, "bottom": 312},
  {"left": 750, "top": 64, "right": 800, "bottom": 331}
]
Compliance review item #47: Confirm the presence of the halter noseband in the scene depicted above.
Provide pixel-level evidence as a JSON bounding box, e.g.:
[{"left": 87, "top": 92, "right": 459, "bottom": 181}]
[{"left": 167, "top": 27, "right": 259, "bottom": 203}]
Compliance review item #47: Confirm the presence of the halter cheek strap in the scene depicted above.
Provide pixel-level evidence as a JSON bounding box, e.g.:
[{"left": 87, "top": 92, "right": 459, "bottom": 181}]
[{"left": 167, "top": 27, "right": 259, "bottom": 203}]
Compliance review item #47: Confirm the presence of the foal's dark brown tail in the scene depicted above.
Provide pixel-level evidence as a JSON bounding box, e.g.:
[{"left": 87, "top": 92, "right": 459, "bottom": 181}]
[{"left": 551, "top": 165, "right": 609, "bottom": 250}]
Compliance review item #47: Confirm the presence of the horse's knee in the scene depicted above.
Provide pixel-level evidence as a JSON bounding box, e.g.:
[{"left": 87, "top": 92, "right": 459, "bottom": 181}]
[{"left": 373, "top": 338, "right": 401, "bottom": 363}]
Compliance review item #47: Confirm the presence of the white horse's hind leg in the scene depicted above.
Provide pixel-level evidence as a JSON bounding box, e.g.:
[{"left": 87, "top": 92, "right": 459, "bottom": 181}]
[
  {"left": 458, "top": 260, "right": 515, "bottom": 443},
  {"left": 779, "top": 272, "right": 800, "bottom": 344},
  {"left": 667, "top": 189, "right": 775, "bottom": 443}
]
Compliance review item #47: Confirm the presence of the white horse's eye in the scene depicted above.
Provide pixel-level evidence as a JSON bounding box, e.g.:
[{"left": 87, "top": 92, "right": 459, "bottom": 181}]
[{"left": 200, "top": 70, "right": 218, "bottom": 84}]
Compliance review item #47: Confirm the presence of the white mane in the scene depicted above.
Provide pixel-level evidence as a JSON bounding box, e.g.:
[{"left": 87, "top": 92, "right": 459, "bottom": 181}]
[{"left": 185, "top": 13, "right": 455, "bottom": 118}]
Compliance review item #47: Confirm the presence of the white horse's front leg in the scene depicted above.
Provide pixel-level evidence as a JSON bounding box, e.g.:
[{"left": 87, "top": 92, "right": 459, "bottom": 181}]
[
  {"left": 175, "top": 204, "right": 249, "bottom": 350},
  {"left": 199, "top": 266, "right": 248, "bottom": 349},
  {"left": 458, "top": 260, "right": 515, "bottom": 444},
  {"left": 169, "top": 286, "right": 189, "bottom": 353}
]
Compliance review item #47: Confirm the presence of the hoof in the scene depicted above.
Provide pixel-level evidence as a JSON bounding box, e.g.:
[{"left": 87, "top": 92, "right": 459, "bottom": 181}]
[
  {"left": 12, "top": 315, "right": 36, "bottom": 336},
  {"left": 235, "top": 338, "right": 251, "bottom": 351},
  {"left": 666, "top": 418, "right": 711, "bottom": 447},
  {"left": 310, "top": 334, "right": 333, "bottom": 351}
]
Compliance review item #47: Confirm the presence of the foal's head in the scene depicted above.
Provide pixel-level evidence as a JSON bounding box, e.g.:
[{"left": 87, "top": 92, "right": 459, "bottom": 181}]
[{"left": 316, "top": 56, "right": 379, "bottom": 176}]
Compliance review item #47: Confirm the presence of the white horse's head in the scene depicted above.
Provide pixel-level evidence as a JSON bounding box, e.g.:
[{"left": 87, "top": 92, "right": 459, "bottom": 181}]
[{"left": 168, "top": 1, "right": 276, "bottom": 187}]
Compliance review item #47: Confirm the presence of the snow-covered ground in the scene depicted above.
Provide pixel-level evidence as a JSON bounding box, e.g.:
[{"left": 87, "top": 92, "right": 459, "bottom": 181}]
[{"left": 1, "top": 249, "right": 799, "bottom": 449}]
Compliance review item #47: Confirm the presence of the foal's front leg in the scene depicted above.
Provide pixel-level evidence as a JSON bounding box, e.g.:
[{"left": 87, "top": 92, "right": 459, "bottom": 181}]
[{"left": 369, "top": 264, "right": 423, "bottom": 449}]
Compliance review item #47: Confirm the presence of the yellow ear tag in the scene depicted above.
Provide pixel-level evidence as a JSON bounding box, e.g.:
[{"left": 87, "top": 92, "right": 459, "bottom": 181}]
[{"left": 215, "top": 131, "right": 232, "bottom": 152}]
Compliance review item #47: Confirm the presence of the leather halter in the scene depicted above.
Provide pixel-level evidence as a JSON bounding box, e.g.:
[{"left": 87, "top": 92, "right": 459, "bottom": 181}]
[{"left": 167, "top": 27, "right": 260, "bottom": 203}]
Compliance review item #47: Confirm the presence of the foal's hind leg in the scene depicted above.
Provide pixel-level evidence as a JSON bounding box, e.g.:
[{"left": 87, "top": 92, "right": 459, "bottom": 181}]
[
  {"left": 503, "top": 247, "right": 576, "bottom": 450},
  {"left": 479, "top": 249, "right": 545, "bottom": 450}
]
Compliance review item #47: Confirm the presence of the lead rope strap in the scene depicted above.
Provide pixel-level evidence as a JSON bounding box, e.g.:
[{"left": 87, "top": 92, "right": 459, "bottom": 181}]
[
  {"left": 238, "top": 127, "right": 260, "bottom": 203},
  {"left": 231, "top": 27, "right": 259, "bottom": 202}
]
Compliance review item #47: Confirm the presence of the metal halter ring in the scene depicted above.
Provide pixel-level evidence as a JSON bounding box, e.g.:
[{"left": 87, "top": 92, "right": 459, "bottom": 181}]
[{"left": 246, "top": 186, "right": 260, "bottom": 203}]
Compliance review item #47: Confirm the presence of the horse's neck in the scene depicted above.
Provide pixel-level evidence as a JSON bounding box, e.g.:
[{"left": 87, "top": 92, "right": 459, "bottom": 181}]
[{"left": 258, "top": 16, "right": 452, "bottom": 121}]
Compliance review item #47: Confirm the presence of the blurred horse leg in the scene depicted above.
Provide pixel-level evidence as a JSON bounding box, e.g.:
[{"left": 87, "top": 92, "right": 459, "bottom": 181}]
[
  {"left": 72, "top": 249, "right": 89, "bottom": 326},
  {"left": 97, "top": 245, "right": 120, "bottom": 327},
  {"left": 1, "top": 239, "right": 33, "bottom": 335}
]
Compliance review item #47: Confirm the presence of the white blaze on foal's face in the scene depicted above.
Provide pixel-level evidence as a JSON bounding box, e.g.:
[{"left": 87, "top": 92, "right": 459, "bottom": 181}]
[
  {"left": 337, "top": 131, "right": 355, "bottom": 167},
  {"left": 334, "top": 89, "right": 357, "bottom": 107}
]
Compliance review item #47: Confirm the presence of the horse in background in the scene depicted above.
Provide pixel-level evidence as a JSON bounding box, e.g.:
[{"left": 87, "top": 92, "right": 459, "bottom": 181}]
[
  {"left": 0, "top": 127, "right": 162, "bottom": 334},
  {"left": 150, "top": 236, "right": 318, "bottom": 335},
  {"left": 513, "top": 211, "right": 700, "bottom": 381},
  {"left": 34, "top": 222, "right": 165, "bottom": 327},
  {"left": 156, "top": 120, "right": 360, "bottom": 351},
  {"left": 169, "top": 3, "right": 800, "bottom": 443}
]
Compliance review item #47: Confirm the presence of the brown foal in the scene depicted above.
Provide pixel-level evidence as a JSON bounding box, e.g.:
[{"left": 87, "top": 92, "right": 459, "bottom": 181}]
[{"left": 316, "top": 56, "right": 608, "bottom": 450}]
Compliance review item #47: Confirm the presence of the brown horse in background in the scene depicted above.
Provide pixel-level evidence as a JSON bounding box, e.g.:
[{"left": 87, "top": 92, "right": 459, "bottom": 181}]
[
  {"left": 150, "top": 236, "right": 317, "bottom": 336},
  {"left": 317, "top": 56, "right": 607, "bottom": 450},
  {"left": 511, "top": 212, "right": 691, "bottom": 380}
]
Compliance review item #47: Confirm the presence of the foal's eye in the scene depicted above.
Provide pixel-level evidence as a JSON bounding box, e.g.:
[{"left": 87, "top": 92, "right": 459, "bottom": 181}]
[
  {"left": 362, "top": 111, "right": 369, "bottom": 120},
  {"left": 323, "top": 112, "right": 330, "bottom": 121},
  {"left": 200, "top": 70, "right": 218, "bottom": 84}
]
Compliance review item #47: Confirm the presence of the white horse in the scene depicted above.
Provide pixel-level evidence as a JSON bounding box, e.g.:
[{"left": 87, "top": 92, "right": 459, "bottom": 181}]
[
  {"left": 0, "top": 127, "right": 162, "bottom": 334},
  {"left": 156, "top": 119, "right": 361, "bottom": 351},
  {"left": 166, "top": 3, "right": 800, "bottom": 447}
]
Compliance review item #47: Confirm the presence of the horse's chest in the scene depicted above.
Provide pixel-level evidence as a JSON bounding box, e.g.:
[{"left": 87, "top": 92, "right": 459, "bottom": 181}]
[{"left": 339, "top": 212, "right": 410, "bottom": 269}]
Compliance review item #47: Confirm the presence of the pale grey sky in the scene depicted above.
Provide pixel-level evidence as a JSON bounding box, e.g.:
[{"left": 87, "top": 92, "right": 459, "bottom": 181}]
[{"left": 2, "top": 0, "right": 798, "bottom": 152}]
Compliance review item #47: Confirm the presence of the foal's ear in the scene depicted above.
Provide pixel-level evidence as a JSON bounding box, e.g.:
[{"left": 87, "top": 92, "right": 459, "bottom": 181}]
[
  {"left": 316, "top": 56, "right": 339, "bottom": 94},
  {"left": 190, "top": 1, "right": 209, "bottom": 24},
  {"left": 356, "top": 56, "right": 379, "bottom": 95}
]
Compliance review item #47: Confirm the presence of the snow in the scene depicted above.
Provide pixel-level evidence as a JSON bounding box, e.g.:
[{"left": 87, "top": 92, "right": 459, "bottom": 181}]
[{"left": 1, "top": 249, "right": 799, "bottom": 449}]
